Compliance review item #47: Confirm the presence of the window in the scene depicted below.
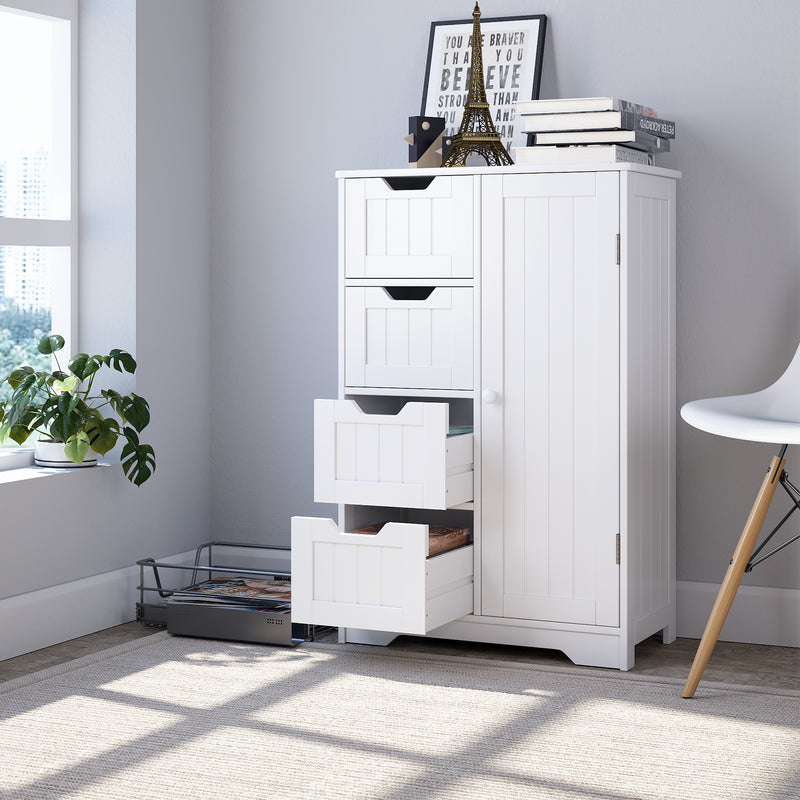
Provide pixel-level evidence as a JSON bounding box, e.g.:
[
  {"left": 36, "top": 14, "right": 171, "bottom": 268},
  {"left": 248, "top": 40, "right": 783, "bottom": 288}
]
[{"left": 0, "top": 0, "right": 77, "bottom": 447}]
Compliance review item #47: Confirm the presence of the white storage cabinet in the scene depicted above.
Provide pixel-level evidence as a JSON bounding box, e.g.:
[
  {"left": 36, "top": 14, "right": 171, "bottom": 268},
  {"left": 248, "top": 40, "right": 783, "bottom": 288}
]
[{"left": 292, "top": 164, "right": 678, "bottom": 670}]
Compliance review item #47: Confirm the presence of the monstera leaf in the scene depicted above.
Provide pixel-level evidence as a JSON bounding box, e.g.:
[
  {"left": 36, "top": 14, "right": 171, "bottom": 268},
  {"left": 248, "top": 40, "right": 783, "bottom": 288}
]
[
  {"left": 120, "top": 393, "right": 150, "bottom": 432},
  {"left": 85, "top": 413, "right": 119, "bottom": 455},
  {"left": 68, "top": 353, "right": 104, "bottom": 381},
  {"left": 121, "top": 427, "right": 156, "bottom": 487},
  {"left": 64, "top": 431, "right": 91, "bottom": 464},
  {"left": 37, "top": 334, "right": 65, "bottom": 355},
  {"left": 104, "top": 349, "right": 137, "bottom": 374}
]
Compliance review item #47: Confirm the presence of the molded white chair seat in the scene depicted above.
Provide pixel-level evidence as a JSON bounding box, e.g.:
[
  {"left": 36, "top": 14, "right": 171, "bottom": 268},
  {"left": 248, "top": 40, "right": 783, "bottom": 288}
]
[{"left": 681, "top": 344, "right": 800, "bottom": 444}]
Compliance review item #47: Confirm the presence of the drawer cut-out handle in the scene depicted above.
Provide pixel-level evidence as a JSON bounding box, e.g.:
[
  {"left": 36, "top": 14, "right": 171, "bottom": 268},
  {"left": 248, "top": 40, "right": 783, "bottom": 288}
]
[
  {"left": 382, "top": 176, "right": 436, "bottom": 191},
  {"left": 384, "top": 286, "right": 436, "bottom": 301}
]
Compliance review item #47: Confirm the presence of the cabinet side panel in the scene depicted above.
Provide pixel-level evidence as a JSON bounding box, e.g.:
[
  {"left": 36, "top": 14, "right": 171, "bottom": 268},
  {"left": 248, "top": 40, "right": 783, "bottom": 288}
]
[
  {"left": 623, "top": 173, "right": 676, "bottom": 639},
  {"left": 592, "top": 173, "right": 622, "bottom": 628}
]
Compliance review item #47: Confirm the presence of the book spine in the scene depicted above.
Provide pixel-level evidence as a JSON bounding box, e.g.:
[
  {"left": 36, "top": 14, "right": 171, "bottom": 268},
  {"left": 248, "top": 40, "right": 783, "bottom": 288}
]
[
  {"left": 533, "top": 130, "right": 670, "bottom": 152},
  {"left": 623, "top": 112, "right": 676, "bottom": 138},
  {"left": 609, "top": 146, "right": 652, "bottom": 164},
  {"left": 521, "top": 111, "right": 676, "bottom": 137}
]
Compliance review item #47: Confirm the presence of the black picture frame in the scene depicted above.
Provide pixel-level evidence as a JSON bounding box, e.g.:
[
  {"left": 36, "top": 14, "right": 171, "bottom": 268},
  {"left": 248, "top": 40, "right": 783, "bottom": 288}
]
[{"left": 421, "top": 13, "right": 547, "bottom": 154}]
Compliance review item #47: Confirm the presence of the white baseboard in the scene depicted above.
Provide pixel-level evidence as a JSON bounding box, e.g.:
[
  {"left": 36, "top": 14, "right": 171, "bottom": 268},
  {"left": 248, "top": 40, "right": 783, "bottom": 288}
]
[
  {"left": 0, "top": 550, "right": 196, "bottom": 662},
  {"left": 677, "top": 580, "right": 800, "bottom": 648},
  {"left": 4, "top": 571, "right": 797, "bottom": 663}
]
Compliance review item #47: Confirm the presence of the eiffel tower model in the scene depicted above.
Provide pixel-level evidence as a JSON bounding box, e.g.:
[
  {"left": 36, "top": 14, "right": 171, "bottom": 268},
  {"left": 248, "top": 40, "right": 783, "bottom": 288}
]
[{"left": 442, "top": 3, "right": 514, "bottom": 168}]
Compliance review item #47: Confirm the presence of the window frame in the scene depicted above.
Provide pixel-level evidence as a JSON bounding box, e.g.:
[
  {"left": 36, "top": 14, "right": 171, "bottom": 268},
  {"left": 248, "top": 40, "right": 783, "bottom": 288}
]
[{"left": 0, "top": 0, "right": 78, "bottom": 462}]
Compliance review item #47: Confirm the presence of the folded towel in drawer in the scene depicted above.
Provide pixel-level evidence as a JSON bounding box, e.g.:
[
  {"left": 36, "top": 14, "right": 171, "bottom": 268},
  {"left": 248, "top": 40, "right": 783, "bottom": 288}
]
[{"left": 350, "top": 523, "right": 472, "bottom": 557}]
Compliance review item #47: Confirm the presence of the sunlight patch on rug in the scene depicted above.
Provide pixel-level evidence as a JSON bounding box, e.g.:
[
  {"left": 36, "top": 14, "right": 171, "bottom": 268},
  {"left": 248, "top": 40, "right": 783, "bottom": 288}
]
[
  {"left": 495, "top": 696, "right": 800, "bottom": 797},
  {"left": 254, "top": 668, "right": 554, "bottom": 755},
  {"left": 96, "top": 647, "right": 331, "bottom": 709},
  {"left": 87, "top": 723, "right": 432, "bottom": 800},
  {"left": 0, "top": 695, "right": 180, "bottom": 793}
]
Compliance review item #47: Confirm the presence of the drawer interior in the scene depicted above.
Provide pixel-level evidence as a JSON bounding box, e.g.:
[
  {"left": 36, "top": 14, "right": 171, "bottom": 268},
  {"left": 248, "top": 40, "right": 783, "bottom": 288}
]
[{"left": 348, "top": 521, "right": 472, "bottom": 557}]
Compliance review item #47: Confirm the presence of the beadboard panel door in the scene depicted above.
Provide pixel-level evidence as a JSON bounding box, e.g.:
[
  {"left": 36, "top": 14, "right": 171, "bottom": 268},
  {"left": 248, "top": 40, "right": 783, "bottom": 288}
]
[
  {"left": 481, "top": 171, "right": 621, "bottom": 626},
  {"left": 343, "top": 176, "right": 474, "bottom": 278},
  {"left": 344, "top": 286, "right": 473, "bottom": 390}
]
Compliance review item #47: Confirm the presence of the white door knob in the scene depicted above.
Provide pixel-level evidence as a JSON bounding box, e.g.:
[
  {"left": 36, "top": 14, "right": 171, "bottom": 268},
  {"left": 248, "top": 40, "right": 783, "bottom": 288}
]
[{"left": 482, "top": 389, "right": 500, "bottom": 405}]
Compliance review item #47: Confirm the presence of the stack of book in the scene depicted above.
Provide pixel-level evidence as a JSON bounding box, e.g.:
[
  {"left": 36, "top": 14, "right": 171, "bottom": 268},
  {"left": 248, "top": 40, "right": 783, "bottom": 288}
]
[{"left": 513, "top": 97, "right": 675, "bottom": 165}]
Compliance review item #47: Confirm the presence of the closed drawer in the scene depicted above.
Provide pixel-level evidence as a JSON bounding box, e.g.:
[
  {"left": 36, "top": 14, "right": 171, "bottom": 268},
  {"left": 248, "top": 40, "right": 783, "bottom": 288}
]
[
  {"left": 291, "top": 516, "right": 473, "bottom": 635},
  {"left": 345, "top": 286, "right": 473, "bottom": 390},
  {"left": 343, "top": 176, "right": 474, "bottom": 278},
  {"left": 314, "top": 399, "right": 473, "bottom": 509}
]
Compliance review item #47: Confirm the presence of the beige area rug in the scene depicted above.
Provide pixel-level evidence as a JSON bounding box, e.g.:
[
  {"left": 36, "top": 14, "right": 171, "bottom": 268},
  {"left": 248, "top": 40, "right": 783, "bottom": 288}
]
[{"left": 1, "top": 633, "right": 798, "bottom": 800}]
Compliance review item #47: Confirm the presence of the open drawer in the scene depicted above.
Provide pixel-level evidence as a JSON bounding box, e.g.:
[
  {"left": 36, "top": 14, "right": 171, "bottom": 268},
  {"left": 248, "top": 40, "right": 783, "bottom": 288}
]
[
  {"left": 344, "top": 285, "right": 473, "bottom": 391},
  {"left": 343, "top": 175, "right": 474, "bottom": 279},
  {"left": 291, "top": 516, "right": 473, "bottom": 635},
  {"left": 314, "top": 399, "right": 473, "bottom": 509}
]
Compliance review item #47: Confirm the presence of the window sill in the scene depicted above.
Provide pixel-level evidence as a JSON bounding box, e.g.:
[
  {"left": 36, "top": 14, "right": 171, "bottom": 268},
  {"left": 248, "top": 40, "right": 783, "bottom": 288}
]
[
  {"left": 0, "top": 448, "right": 35, "bottom": 471},
  {"left": 0, "top": 450, "right": 110, "bottom": 486}
]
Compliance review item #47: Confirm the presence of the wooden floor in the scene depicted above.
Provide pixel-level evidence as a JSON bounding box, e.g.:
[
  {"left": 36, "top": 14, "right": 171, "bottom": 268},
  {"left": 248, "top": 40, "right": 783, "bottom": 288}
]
[{"left": 1, "top": 622, "right": 798, "bottom": 689}]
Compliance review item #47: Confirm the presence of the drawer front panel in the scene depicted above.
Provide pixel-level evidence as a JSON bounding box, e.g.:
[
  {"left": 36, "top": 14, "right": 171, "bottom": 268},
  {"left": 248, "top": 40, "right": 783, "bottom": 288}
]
[
  {"left": 314, "top": 400, "right": 473, "bottom": 509},
  {"left": 345, "top": 286, "right": 473, "bottom": 390},
  {"left": 344, "top": 176, "right": 474, "bottom": 278},
  {"left": 291, "top": 516, "right": 473, "bottom": 634}
]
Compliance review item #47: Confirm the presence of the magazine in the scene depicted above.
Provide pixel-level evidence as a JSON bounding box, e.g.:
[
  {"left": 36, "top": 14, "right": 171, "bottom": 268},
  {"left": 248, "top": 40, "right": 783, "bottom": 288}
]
[{"left": 171, "top": 576, "right": 291, "bottom": 607}]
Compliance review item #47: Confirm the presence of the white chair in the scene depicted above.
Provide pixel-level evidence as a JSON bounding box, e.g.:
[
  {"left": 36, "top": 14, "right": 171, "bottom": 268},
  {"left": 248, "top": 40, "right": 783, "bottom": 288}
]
[{"left": 681, "top": 343, "right": 800, "bottom": 697}]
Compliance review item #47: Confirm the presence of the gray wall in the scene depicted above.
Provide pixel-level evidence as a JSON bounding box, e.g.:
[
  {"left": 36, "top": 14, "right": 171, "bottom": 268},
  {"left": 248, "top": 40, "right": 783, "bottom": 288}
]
[
  {"left": 209, "top": 0, "right": 800, "bottom": 593},
  {"left": 0, "top": 0, "right": 211, "bottom": 602}
]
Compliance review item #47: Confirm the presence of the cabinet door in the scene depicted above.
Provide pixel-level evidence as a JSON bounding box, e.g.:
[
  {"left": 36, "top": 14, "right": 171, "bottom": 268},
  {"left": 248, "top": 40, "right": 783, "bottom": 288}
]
[{"left": 481, "top": 172, "right": 620, "bottom": 627}]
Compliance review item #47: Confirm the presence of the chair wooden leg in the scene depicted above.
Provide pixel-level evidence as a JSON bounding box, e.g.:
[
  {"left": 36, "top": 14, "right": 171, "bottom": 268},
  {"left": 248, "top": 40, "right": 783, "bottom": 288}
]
[{"left": 682, "top": 452, "right": 786, "bottom": 698}]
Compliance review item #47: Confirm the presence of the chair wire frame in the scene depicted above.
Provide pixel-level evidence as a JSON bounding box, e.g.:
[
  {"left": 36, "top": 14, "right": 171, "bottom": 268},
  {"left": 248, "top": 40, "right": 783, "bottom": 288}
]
[{"left": 746, "top": 446, "right": 800, "bottom": 571}]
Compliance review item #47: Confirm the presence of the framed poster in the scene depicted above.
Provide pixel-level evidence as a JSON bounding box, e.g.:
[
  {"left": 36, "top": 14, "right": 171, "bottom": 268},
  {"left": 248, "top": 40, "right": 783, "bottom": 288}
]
[{"left": 421, "top": 14, "right": 547, "bottom": 154}]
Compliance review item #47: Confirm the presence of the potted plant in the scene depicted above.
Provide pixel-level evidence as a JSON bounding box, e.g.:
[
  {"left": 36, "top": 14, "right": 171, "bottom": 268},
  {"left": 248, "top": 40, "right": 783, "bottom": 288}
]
[{"left": 0, "top": 334, "right": 155, "bottom": 486}]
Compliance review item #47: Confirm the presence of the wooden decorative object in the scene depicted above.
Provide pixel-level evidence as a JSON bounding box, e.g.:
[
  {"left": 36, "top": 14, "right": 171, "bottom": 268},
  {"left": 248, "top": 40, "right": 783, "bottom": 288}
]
[{"left": 405, "top": 116, "right": 447, "bottom": 168}]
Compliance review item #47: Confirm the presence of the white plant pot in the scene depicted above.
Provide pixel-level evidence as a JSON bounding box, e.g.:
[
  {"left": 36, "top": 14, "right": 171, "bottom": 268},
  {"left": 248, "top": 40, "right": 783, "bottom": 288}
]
[{"left": 34, "top": 440, "right": 98, "bottom": 469}]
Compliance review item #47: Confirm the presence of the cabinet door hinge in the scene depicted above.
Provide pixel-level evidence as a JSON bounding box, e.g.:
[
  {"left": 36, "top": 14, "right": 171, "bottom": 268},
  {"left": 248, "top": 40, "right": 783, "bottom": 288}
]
[
  {"left": 616, "top": 533, "right": 621, "bottom": 565},
  {"left": 616, "top": 234, "right": 621, "bottom": 265}
]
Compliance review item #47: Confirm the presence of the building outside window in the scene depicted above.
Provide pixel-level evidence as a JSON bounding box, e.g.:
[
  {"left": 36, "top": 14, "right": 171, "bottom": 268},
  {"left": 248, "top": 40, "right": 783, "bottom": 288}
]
[{"left": 0, "top": 0, "right": 77, "bottom": 435}]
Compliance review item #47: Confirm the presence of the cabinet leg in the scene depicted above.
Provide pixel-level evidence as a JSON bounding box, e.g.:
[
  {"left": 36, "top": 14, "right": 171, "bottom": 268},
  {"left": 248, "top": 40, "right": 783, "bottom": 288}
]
[
  {"left": 662, "top": 623, "right": 676, "bottom": 645},
  {"left": 682, "top": 452, "right": 785, "bottom": 698},
  {"left": 342, "top": 628, "right": 398, "bottom": 647},
  {"left": 620, "top": 640, "right": 635, "bottom": 671}
]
